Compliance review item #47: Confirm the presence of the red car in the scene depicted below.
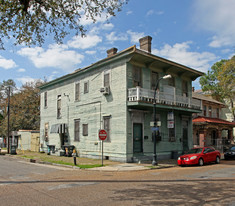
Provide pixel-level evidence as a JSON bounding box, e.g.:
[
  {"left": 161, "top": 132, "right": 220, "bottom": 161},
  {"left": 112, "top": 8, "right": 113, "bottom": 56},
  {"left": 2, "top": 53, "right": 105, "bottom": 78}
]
[{"left": 178, "top": 147, "right": 221, "bottom": 166}]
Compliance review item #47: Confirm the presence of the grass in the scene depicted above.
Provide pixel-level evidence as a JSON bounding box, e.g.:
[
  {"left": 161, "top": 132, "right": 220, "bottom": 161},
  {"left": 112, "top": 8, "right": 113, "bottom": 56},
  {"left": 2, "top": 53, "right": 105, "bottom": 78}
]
[{"left": 17, "top": 150, "right": 114, "bottom": 169}]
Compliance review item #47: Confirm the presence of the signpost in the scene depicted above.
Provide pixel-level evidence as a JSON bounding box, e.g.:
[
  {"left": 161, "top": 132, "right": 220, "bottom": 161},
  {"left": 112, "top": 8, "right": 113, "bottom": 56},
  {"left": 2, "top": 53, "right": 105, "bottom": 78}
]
[{"left": 99, "top": 129, "right": 107, "bottom": 166}]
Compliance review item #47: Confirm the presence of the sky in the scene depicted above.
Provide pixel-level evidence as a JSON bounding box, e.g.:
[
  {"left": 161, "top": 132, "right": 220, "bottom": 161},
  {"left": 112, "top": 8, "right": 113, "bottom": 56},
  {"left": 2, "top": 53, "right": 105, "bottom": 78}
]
[{"left": 0, "top": 0, "right": 235, "bottom": 90}]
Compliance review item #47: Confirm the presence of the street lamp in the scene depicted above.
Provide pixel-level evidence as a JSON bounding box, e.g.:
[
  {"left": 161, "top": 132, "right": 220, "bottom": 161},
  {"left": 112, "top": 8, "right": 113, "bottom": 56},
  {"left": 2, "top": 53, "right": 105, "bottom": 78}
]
[{"left": 152, "top": 74, "right": 171, "bottom": 166}]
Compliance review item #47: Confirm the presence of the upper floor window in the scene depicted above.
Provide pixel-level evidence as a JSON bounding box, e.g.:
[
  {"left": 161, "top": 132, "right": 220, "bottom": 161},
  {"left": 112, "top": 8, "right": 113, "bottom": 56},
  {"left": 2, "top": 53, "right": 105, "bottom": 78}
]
[
  {"left": 203, "top": 105, "right": 207, "bottom": 116},
  {"left": 104, "top": 72, "right": 110, "bottom": 87},
  {"left": 217, "top": 108, "right": 219, "bottom": 118},
  {"left": 133, "top": 66, "right": 142, "bottom": 87},
  {"left": 44, "top": 92, "right": 47, "bottom": 108},
  {"left": 57, "top": 95, "right": 61, "bottom": 118},
  {"left": 209, "top": 106, "right": 212, "bottom": 117},
  {"left": 74, "top": 119, "right": 80, "bottom": 141},
  {"left": 103, "top": 116, "right": 111, "bottom": 142},
  {"left": 151, "top": 72, "right": 159, "bottom": 90},
  {"left": 75, "top": 82, "right": 80, "bottom": 101},
  {"left": 84, "top": 81, "right": 89, "bottom": 94},
  {"left": 168, "top": 76, "right": 175, "bottom": 87},
  {"left": 182, "top": 80, "right": 188, "bottom": 97}
]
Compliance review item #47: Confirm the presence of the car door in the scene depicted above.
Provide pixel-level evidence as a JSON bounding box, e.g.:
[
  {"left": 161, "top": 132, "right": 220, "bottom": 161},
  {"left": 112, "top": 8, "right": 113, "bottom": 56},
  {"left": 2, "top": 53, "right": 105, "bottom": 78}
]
[{"left": 203, "top": 148, "right": 211, "bottom": 163}]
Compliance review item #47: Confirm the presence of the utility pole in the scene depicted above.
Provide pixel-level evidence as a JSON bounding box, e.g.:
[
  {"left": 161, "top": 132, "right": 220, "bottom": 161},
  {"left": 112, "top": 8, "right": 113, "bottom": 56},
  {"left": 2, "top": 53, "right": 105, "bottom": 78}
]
[{"left": 7, "top": 86, "right": 10, "bottom": 154}]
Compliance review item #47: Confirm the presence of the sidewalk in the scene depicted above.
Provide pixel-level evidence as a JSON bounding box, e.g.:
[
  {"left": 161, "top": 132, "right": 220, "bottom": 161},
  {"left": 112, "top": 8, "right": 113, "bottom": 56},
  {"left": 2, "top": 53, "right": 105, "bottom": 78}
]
[{"left": 1, "top": 149, "right": 178, "bottom": 171}]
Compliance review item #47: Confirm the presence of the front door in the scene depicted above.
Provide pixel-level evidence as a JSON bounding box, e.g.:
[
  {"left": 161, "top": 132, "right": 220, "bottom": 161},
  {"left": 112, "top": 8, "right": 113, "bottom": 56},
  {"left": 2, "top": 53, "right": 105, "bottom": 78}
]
[
  {"left": 133, "top": 123, "right": 143, "bottom": 153},
  {"left": 182, "top": 120, "right": 189, "bottom": 152}
]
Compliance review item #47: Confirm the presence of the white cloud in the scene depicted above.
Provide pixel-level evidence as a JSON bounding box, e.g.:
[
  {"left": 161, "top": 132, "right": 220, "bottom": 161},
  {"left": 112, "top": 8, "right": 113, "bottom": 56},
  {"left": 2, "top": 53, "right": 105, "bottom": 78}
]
[
  {"left": 106, "top": 32, "right": 128, "bottom": 43},
  {"left": 16, "top": 76, "right": 39, "bottom": 85},
  {"left": 127, "top": 30, "right": 145, "bottom": 43},
  {"left": 152, "top": 41, "right": 217, "bottom": 73},
  {"left": 85, "top": 50, "right": 96, "bottom": 55},
  {"left": 126, "top": 10, "right": 133, "bottom": 15},
  {"left": 192, "top": 0, "right": 235, "bottom": 48},
  {"left": 17, "top": 68, "right": 26, "bottom": 72},
  {"left": 79, "top": 13, "right": 111, "bottom": 26},
  {"left": 146, "top": 10, "right": 154, "bottom": 16},
  {"left": 102, "top": 23, "right": 114, "bottom": 30},
  {"left": 18, "top": 44, "right": 84, "bottom": 72},
  {"left": 0, "top": 55, "right": 17, "bottom": 69},
  {"left": 67, "top": 34, "right": 102, "bottom": 49}
]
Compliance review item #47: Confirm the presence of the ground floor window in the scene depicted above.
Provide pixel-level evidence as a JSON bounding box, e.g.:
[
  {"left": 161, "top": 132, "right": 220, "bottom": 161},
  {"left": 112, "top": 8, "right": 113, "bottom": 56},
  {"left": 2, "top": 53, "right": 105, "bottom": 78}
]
[
  {"left": 103, "top": 116, "right": 111, "bottom": 142},
  {"left": 74, "top": 119, "right": 80, "bottom": 141}
]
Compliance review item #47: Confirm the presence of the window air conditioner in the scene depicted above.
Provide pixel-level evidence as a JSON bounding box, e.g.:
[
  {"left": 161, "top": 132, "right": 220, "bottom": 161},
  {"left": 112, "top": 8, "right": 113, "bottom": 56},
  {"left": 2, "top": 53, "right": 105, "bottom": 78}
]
[{"left": 100, "top": 87, "right": 110, "bottom": 95}]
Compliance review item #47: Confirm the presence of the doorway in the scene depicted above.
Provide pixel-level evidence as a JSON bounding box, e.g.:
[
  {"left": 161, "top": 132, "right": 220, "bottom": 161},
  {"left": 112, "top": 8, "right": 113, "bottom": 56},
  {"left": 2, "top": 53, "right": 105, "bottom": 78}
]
[
  {"left": 133, "top": 123, "right": 143, "bottom": 153},
  {"left": 182, "top": 120, "right": 189, "bottom": 152}
]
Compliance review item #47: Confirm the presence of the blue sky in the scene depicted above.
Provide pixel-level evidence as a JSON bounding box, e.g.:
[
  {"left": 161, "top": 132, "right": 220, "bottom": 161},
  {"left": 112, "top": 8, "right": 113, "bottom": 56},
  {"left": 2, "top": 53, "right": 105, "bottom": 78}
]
[{"left": 0, "top": 0, "right": 234, "bottom": 90}]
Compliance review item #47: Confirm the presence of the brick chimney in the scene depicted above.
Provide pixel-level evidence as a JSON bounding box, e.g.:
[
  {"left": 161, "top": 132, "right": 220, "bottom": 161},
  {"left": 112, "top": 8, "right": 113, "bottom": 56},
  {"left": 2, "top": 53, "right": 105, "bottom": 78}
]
[
  {"left": 139, "top": 36, "right": 152, "bottom": 53},
  {"left": 107, "top": 47, "right": 118, "bottom": 57}
]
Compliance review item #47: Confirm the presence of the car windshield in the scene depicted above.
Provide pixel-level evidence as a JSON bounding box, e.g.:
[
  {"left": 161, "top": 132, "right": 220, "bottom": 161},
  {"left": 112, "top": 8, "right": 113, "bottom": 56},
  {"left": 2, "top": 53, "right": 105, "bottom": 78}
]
[
  {"left": 230, "top": 146, "right": 235, "bottom": 151},
  {"left": 186, "top": 148, "right": 203, "bottom": 154}
]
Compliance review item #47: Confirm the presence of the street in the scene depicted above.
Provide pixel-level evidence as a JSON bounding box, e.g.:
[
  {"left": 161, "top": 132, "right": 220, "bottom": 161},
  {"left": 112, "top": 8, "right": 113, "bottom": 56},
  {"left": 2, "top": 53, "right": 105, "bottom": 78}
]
[{"left": 0, "top": 155, "right": 235, "bottom": 206}]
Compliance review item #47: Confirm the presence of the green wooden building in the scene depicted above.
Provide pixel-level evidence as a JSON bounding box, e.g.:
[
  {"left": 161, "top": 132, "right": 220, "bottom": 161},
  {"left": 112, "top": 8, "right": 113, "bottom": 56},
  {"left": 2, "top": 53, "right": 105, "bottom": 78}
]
[{"left": 39, "top": 36, "right": 204, "bottom": 162}]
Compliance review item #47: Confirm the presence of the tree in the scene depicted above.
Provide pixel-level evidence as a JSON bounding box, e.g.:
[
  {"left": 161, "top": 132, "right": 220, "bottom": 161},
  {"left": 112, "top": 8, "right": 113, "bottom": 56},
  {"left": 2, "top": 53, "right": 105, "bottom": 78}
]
[
  {"left": 0, "top": 0, "right": 128, "bottom": 49},
  {"left": 218, "top": 56, "right": 235, "bottom": 119},
  {"left": 199, "top": 56, "right": 235, "bottom": 120},
  {"left": 0, "top": 80, "right": 43, "bottom": 137}
]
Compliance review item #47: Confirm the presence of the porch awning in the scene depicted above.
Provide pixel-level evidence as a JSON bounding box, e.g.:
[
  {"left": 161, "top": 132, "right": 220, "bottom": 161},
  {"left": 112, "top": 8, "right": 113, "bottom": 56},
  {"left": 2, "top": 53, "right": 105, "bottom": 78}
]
[
  {"left": 193, "top": 116, "right": 235, "bottom": 126},
  {"left": 50, "top": 124, "right": 67, "bottom": 134}
]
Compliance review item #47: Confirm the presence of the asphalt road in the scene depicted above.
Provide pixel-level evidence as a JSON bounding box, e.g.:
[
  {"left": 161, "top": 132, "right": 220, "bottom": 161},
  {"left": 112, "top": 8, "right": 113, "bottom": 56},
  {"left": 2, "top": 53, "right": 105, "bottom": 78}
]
[{"left": 0, "top": 155, "right": 234, "bottom": 206}]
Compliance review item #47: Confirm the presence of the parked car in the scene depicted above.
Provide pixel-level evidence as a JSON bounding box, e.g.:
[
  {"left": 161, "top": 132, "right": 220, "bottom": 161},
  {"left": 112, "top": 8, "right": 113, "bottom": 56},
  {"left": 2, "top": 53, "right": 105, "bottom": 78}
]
[
  {"left": 178, "top": 147, "right": 221, "bottom": 166},
  {"left": 224, "top": 145, "right": 235, "bottom": 160}
]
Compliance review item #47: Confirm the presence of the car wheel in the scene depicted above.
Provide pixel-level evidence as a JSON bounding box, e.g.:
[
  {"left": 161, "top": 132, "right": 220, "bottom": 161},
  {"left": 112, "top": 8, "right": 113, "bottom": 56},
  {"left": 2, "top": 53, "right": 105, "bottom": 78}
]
[
  {"left": 215, "top": 156, "right": 220, "bottom": 164},
  {"left": 199, "top": 158, "right": 204, "bottom": 166}
]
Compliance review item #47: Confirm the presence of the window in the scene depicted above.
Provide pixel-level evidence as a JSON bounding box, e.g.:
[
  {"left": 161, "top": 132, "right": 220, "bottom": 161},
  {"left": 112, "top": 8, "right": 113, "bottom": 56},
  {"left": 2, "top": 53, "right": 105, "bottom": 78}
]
[
  {"left": 57, "top": 95, "right": 61, "bottom": 118},
  {"left": 75, "top": 82, "right": 80, "bottom": 101},
  {"left": 217, "top": 108, "right": 219, "bottom": 118},
  {"left": 133, "top": 66, "right": 142, "bottom": 87},
  {"left": 152, "top": 114, "right": 161, "bottom": 142},
  {"left": 84, "top": 81, "right": 89, "bottom": 94},
  {"left": 44, "top": 92, "right": 47, "bottom": 108},
  {"left": 182, "top": 80, "right": 188, "bottom": 97},
  {"left": 103, "top": 116, "right": 111, "bottom": 142},
  {"left": 209, "top": 106, "right": 212, "bottom": 117},
  {"left": 44, "top": 123, "right": 49, "bottom": 141},
  {"left": 151, "top": 72, "right": 159, "bottom": 90},
  {"left": 203, "top": 105, "right": 207, "bottom": 116},
  {"left": 169, "top": 128, "right": 175, "bottom": 142},
  {"left": 83, "top": 124, "right": 88, "bottom": 136},
  {"left": 104, "top": 72, "right": 110, "bottom": 87},
  {"left": 168, "top": 76, "right": 175, "bottom": 87},
  {"left": 74, "top": 119, "right": 80, "bottom": 141}
]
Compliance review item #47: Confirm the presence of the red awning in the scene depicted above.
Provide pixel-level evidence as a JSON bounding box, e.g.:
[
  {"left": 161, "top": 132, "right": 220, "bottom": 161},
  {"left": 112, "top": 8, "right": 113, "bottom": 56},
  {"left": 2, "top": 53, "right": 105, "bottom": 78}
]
[{"left": 193, "top": 116, "right": 235, "bottom": 126}]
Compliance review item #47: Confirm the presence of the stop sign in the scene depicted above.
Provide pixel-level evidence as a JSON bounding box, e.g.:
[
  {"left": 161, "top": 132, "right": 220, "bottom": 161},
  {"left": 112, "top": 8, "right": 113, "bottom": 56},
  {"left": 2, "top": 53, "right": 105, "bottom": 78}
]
[{"left": 99, "top": 129, "right": 107, "bottom": 141}]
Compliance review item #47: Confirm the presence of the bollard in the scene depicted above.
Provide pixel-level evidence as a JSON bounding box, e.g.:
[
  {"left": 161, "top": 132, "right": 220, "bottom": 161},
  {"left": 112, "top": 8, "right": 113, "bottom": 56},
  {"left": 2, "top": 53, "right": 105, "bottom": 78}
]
[{"left": 72, "top": 149, "right": 77, "bottom": 165}]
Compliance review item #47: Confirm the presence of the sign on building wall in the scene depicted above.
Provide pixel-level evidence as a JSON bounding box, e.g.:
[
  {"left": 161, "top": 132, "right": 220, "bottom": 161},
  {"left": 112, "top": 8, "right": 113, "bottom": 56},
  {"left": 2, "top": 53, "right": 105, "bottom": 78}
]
[{"left": 167, "top": 112, "right": 174, "bottom": 128}]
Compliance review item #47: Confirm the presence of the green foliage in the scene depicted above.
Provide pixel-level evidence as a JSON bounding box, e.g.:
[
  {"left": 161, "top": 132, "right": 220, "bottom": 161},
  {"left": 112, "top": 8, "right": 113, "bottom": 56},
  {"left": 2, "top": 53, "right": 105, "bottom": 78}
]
[
  {"left": 0, "top": 0, "right": 128, "bottom": 49},
  {"left": 199, "top": 56, "right": 235, "bottom": 119},
  {"left": 0, "top": 79, "right": 43, "bottom": 137}
]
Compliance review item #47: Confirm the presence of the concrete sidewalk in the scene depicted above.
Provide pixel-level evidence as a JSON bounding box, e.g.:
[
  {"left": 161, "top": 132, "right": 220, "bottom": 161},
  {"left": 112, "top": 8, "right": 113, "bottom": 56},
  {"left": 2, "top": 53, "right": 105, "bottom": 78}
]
[{"left": 88, "top": 162, "right": 176, "bottom": 171}]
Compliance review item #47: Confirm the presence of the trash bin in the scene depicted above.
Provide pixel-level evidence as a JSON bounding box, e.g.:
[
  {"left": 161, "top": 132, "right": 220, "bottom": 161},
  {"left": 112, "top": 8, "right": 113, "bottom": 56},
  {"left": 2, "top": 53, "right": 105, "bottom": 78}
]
[
  {"left": 10, "top": 145, "right": 17, "bottom": 155},
  {"left": 171, "top": 151, "right": 178, "bottom": 159},
  {"left": 47, "top": 145, "right": 55, "bottom": 155},
  {"left": 67, "top": 145, "right": 75, "bottom": 157}
]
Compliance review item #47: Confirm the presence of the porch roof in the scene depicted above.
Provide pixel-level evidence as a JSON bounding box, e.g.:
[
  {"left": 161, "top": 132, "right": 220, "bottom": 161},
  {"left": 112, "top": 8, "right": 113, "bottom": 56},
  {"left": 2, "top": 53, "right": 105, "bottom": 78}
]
[{"left": 193, "top": 116, "right": 235, "bottom": 126}]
